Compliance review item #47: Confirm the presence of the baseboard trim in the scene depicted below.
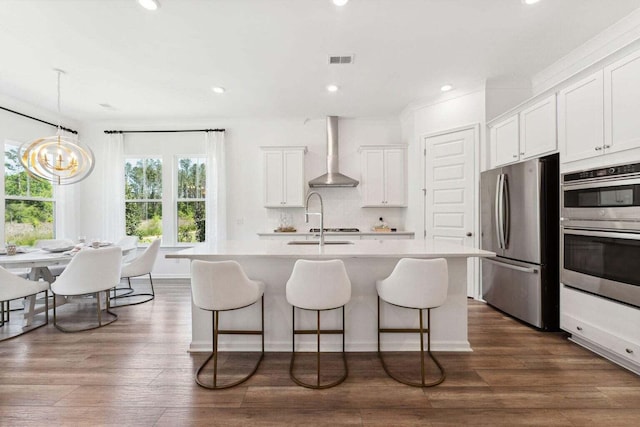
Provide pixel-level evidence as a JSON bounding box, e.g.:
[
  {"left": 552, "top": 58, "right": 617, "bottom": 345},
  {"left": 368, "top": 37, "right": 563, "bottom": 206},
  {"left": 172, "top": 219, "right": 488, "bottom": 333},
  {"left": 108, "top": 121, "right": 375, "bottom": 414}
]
[{"left": 188, "top": 340, "right": 472, "bottom": 353}]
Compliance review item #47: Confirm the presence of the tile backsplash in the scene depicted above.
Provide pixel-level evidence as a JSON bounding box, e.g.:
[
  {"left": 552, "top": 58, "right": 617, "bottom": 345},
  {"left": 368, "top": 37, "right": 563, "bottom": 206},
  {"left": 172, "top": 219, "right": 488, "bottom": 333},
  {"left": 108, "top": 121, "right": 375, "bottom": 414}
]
[{"left": 264, "top": 187, "right": 407, "bottom": 233}]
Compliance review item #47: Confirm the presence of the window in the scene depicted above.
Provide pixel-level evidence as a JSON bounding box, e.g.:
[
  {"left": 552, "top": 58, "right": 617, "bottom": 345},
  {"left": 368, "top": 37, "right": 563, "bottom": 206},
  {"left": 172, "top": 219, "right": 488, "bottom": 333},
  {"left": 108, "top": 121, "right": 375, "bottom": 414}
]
[
  {"left": 3, "top": 142, "right": 55, "bottom": 245},
  {"left": 124, "top": 158, "right": 162, "bottom": 243},
  {"left": 177, "top": 157, "right": 206, "bottom": 243}
]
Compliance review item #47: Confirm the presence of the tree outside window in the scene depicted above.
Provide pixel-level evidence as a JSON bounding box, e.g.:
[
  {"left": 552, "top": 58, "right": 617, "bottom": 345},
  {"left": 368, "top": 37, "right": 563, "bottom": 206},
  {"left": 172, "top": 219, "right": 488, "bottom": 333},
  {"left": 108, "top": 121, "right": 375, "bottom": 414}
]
[
  {"left": 125, "top": 158, "right": 162, "bottom": 243},
  {"left": 4, "top": 144, "right": 55, "bottom": 245},
  {"left": 177, "top": 157, "right": 206, "bottom": 243}
]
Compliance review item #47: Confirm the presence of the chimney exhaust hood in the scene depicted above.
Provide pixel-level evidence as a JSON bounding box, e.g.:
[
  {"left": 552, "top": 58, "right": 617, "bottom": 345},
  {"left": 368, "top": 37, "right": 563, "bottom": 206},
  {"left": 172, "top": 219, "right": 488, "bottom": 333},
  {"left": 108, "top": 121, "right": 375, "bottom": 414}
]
[{"left": 308, "top": 116, "right": 359, "bottom": 188}]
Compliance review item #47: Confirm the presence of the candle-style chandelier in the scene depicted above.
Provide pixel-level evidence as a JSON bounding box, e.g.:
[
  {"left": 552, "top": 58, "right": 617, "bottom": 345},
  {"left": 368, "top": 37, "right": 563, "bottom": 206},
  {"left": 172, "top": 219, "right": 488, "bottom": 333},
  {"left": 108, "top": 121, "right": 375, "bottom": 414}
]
[{"left": 19, "top": 69, "right": 94, "bottom": 185}]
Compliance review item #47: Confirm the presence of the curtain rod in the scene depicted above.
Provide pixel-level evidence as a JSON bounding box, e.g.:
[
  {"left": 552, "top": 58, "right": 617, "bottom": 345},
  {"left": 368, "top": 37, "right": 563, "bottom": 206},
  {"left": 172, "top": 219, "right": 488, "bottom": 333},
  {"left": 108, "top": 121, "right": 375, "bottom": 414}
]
[
  {"left": 0, "top": 105, "right": 78, "bottom": 135},
  {"left": 104, "top": 129, "right": 225, "bottom": 134}
]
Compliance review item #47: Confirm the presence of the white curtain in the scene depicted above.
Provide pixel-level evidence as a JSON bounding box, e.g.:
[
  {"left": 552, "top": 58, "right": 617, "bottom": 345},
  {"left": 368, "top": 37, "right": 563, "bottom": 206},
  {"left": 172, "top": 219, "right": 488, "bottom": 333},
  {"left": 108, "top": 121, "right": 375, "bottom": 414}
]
[
  {"left": 205, "top": 131, "right": 227, "bottom": 242},
  {"left": 54, "top": 129, "right": 79, "bottom": 239},
  {"left": 101, "top": 132, "right": 125, "bottom": 242}
]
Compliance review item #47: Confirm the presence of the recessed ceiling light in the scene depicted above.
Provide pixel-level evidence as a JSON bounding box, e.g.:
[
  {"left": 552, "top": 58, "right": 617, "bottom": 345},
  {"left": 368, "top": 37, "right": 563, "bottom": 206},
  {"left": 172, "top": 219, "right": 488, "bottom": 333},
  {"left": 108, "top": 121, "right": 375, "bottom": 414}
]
[
  {"left": 522, "top": 0, "right": 540, "bottom": 5},
  {"left": 440, "top": 84, "right": 453, "bottom": 92},
  {"left": 212, "top": 86, "right": 226, "bottom": 94},
  {"left": 138, "top": 0, "right": 160, "bottom": 11},
  {"left": 333, "top": 0, "right": 349, "bottom": 6},
  {"left": 326, "top": 84, "right": 339, "bottom": 93}
]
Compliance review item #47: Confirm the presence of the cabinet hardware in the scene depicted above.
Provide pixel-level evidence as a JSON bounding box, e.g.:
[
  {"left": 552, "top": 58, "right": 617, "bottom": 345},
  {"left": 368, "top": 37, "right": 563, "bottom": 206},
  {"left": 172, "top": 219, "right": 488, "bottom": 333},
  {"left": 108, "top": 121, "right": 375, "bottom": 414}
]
[
  {"left": 519, "top": 152, "right": 525, "bottom": 156},
  {"left": 626, "top": 348, "right": 634, "bottom": 354},
  {"left": 595, "top": 146, "right": 603, "bottom": 151},
  {"left": 512, "top": 154, "right": 518, "bottom": 158},
  {"left": 603, "top": 145, "right": 611, "bottom": 149},
  {"left": 576, "top": 326, "right": 583, "bottom": 331},
  {"left": 466, "top": 232, "right": 472, "bottom": 237}
]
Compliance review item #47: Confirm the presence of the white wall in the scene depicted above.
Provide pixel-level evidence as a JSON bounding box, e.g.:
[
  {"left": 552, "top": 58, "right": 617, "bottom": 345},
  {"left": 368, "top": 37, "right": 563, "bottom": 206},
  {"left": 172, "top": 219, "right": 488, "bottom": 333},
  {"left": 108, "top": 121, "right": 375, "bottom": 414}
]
[
  {"left": 402, "top": 87, "right": 487, "bottom": 239},
  {"left": 78, "top": 116, "right": 403, "bottom": 277}
]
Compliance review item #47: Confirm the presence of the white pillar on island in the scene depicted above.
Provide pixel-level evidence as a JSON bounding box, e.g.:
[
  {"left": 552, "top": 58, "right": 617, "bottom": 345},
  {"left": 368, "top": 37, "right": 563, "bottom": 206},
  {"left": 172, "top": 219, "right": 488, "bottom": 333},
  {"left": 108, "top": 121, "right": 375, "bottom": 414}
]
[{"left": 166, "top": 239, "right": 494, "bottom": 353}]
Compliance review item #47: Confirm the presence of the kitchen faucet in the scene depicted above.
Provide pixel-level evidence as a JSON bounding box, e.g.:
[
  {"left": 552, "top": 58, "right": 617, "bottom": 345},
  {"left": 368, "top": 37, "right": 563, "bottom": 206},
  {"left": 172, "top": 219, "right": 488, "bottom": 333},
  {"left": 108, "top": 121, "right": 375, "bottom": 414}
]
[{"left": 305, "top": 191, "right": 324, "bottom": 246}]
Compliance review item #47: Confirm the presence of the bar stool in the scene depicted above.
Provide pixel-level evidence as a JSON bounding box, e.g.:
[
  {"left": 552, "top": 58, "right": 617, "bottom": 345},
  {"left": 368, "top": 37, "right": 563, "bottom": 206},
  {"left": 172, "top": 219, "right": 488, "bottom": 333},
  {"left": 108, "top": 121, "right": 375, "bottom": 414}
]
[
  {"left": 376, "top": 258, "right": 448, "bottom": 387},
  {"left": 190, "top": 260, "right": 265, "bottom": 389},
  {"left": 286, "top": 259, "right": 351, "bottom": 389}
]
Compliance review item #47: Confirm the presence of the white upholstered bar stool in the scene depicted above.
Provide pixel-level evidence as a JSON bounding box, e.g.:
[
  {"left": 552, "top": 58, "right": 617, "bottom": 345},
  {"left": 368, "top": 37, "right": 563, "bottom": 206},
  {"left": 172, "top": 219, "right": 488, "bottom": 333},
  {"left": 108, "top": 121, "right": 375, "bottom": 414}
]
[
  {"left": 286, "top": 259, "right": 351, "bottom": 389},
  {"left": 190, "top": 260, "right": 265, "bottom": 389},
  {"left": 376, "top": 258, "right": 448, "bottom": 387}
]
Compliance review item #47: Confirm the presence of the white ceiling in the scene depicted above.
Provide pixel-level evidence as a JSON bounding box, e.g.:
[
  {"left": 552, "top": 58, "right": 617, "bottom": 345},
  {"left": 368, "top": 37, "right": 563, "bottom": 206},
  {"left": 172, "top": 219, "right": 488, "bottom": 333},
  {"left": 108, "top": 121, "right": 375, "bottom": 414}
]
[{"left": 1, "top": 0, "right": 640, "bottom": 121}]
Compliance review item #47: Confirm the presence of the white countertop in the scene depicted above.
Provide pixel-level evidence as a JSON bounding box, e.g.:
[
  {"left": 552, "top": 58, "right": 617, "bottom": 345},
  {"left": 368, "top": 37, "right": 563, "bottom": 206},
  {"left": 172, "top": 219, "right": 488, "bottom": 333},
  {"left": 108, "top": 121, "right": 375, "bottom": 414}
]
[
  {"left": 166, "top": 239, "right": 494, "bottom": 260},
  {"left": 257, "top": 231, "right": 415, "bottom": 236}
]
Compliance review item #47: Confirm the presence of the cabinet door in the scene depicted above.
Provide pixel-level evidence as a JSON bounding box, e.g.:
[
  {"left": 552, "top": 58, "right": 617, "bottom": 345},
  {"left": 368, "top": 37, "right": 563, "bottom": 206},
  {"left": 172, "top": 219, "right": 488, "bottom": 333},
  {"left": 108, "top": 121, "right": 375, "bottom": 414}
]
[
  {"left": 604, "top": 49, "right": 640, "bottom": 155},
  {"left": 282, "top": 150, "right": 305, "bottom": 207},
  {"left": 263, "top": 151, "right": 284, "bottom": 207},
  {"left": 490, "top": 115, "right": 519, "bottom": 167},
  {"left": 558, "top": 70, "right": 604, "bottom": 163},
  {"left": 383, "top": 148, "right": 407, "bottom": 206},
  {"left": 361, "top": 149, "right": 385, "bottom": 206},
  {"left": 519, "top": 94, "right": 557, "bottom": 159}
]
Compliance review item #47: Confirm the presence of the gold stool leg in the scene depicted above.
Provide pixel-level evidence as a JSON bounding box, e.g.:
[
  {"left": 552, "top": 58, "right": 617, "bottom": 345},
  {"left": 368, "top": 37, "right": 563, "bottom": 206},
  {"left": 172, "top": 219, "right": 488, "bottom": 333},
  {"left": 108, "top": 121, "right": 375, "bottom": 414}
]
[
  {"left": 289, "top": 305, "right": 348, "bottom": 389},
  {"left": 195, "top": 296, "right": 264, "bottom": 390},
  {"left": 378, "top": 297, "right": 446, "bottom": 387}
]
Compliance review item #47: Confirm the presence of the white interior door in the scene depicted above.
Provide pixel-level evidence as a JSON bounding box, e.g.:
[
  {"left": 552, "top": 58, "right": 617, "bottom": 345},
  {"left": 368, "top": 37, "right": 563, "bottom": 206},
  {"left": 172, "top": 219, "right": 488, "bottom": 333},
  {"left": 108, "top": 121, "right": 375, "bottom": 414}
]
[{"left": 424, "top": 126, "right": 477, "bottom": 298}]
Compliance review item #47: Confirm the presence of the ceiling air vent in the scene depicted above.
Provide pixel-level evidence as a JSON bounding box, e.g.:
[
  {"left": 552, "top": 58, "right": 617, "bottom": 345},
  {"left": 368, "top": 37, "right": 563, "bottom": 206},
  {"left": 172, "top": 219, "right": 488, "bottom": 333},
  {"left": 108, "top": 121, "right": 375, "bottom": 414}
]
[{"left": 328, "top": 54, "right": 354, "bottom": 65}]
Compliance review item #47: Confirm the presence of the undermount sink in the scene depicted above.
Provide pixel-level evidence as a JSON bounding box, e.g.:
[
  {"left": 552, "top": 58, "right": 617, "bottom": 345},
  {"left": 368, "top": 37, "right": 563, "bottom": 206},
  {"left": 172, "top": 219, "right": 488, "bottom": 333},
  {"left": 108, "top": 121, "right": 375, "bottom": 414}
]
[{"left": 287, "top": 240, "right": 354, "bottom": 245}]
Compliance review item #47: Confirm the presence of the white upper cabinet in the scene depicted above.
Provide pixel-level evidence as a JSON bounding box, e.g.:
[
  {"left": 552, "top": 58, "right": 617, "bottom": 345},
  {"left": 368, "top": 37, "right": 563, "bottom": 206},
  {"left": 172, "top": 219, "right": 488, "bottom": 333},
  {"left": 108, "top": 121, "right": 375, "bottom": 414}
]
[
  {"left": 604, "top": 49, "right": 640, "bottom": 155},
  {"left": 490, "top": 115, "right": 519, "bottom": 167},
  {"left": 519, "top": 94, "right": 557, "bottom": 159},
  {"left": 490, "top": 94, "right": 557, "bottom": 168},
  {"left": 360, "top": 145, "right": 407, "bottom": 207},
  {"left": 262, "top": 146, "right": 306, "bottom": 208},
  {"left": 558, "top": 70, "right": 605, "bottom": 163}
]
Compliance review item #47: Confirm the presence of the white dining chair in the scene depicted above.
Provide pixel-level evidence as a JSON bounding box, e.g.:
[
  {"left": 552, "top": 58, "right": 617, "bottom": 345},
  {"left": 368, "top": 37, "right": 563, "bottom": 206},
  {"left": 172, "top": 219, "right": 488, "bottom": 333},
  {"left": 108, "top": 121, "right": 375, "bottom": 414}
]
[
  {"left": 34, "top": 238, "right": 76, "bottom": 277},
  {"left": 377, "top": 258, "right": 448, "bottom": 387},
  {"left": 111, "top": 238, "right": 160, "bottom": 307},
  {"left": 191, "top": 260, "right": 265, "bottom": 389},
  {"left": 115, "top": 236, "right": 139, "bottom": 263},
  {"left": 0, "top": 266, "right": 49, "bottom": 341},
  {"left": 50, "top": 246, "right": 122, "bottom": 332}
]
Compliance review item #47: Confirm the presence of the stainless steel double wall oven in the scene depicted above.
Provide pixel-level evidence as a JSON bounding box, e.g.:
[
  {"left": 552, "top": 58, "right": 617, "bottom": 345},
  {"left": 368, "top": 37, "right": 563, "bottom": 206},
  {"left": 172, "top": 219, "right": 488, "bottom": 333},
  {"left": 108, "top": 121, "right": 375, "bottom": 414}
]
[{"left": 561, "top": 162, "right": 640, "bottom": 308}]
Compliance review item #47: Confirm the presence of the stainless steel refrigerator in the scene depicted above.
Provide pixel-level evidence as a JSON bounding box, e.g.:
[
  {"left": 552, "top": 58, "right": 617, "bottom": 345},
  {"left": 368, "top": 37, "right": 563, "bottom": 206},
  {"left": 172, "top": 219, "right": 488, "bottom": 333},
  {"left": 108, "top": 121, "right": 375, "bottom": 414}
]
[{"left": 480, "top": 154, "right": 559, "bottom": 330}]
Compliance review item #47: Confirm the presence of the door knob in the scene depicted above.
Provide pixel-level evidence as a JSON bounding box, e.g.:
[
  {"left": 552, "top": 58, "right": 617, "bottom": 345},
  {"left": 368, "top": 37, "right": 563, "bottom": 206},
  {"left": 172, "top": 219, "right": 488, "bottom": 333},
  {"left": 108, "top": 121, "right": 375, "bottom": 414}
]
[{"left": 466, "top": 232, "right": 472, "bottom": 237}]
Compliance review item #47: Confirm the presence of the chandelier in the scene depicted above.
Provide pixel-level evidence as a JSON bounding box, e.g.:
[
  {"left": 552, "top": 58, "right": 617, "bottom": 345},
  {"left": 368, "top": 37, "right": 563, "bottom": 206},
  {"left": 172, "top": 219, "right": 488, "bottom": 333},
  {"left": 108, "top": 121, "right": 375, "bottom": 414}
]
[{"left": 19, "top": 70, "right": 94, "bottom": 185}]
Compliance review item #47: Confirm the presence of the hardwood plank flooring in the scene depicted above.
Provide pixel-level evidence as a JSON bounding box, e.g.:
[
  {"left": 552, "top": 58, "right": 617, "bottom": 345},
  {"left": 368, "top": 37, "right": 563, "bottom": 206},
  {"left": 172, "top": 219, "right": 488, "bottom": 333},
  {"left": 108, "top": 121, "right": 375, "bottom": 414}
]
[{"left": 1, "top": 282, "right": 639, "bottom": 426}]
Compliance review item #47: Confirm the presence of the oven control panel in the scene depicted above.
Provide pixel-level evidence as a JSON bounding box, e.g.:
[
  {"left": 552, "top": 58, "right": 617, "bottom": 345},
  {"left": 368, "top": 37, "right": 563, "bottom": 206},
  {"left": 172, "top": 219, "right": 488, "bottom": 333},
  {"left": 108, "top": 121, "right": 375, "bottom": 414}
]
[{"left": 564, "top": 162, "right": 640, "bottom": 183}]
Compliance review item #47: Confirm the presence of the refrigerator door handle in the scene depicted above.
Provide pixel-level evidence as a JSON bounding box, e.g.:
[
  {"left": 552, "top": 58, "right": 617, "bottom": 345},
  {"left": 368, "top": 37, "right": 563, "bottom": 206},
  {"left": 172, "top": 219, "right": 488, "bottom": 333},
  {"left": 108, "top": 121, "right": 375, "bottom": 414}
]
[
  {"left": 483, "top": 258, "right": 539, "bottom": 274},
  {"left": 503, "top": 173, "right": 510, "bottom": 249},
  {"left": 495, "top": 174, "right": 504, "bottom": 249}
]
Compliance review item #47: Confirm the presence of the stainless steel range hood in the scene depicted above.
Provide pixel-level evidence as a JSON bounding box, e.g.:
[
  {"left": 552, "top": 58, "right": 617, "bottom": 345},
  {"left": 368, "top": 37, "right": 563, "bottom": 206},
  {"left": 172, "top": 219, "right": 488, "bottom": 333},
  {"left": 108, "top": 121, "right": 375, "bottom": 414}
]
[{"left": 308, "top": 116, "right": 359, "bottom": 188}]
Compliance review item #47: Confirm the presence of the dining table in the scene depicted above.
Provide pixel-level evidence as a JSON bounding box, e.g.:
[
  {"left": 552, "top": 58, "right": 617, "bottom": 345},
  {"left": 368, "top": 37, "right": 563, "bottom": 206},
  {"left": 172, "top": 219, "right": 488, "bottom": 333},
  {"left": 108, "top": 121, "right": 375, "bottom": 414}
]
[{"left": 0, "top": 243, "right": 138, "bottom": 326}]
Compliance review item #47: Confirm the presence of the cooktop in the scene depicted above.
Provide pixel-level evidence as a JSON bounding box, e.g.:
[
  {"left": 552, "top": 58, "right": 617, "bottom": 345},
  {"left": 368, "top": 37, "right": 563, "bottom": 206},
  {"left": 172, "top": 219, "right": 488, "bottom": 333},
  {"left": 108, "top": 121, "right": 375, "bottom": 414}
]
[{"left": 309, "top": 228, "right": 360, "bottom": 233}]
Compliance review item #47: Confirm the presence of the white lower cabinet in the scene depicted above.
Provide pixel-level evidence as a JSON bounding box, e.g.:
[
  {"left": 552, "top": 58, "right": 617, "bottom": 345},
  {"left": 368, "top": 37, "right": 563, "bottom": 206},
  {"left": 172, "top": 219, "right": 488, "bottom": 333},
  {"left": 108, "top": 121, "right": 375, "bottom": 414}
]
[{"left": 561, "top": 284, "right": 640, "bottom": 374}]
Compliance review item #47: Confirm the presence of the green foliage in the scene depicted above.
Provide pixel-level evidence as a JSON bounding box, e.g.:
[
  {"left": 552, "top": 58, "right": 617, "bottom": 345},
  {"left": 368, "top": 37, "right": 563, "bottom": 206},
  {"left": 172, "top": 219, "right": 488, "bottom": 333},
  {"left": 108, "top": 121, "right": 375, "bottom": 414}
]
[{"left": 4, "top": 146, "right": 55, "bottom": 245}]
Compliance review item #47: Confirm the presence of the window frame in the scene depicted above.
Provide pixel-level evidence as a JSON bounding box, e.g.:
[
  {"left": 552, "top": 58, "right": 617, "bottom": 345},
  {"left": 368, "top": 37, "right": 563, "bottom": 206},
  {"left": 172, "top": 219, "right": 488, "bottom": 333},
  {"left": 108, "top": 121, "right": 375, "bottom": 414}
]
[
  {"left": 175, "top": 155, "right": 207, "bottom": 245},
  {"left": 123, "top": 152, "right": 208, "bottom": 247},
  {"left": 2, "top": 140, "right": 57, "bottom": 244}
]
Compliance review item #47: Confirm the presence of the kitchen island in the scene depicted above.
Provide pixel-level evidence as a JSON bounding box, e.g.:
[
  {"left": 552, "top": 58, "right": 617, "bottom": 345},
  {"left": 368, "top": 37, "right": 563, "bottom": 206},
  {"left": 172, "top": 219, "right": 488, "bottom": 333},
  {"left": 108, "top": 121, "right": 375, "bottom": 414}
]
[{"left": 166, "top": 239, "right": 494, "bottom": 352}]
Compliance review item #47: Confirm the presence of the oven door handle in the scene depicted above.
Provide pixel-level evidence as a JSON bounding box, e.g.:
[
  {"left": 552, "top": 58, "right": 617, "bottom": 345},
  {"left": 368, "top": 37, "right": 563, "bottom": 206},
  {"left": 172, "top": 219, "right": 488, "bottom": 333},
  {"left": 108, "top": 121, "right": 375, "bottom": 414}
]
[
  {"left": 563, "top": 227, "right": 640, "bottom": 240},
  {"left": 562, "top": 176, "right": 640, "bottom": 191}
]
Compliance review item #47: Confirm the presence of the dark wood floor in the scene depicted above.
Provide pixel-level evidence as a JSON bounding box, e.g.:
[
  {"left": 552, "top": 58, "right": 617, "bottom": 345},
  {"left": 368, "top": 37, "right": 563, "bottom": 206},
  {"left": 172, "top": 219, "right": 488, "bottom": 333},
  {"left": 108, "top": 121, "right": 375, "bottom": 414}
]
[{"left": 1, "top": 282, "right": 639, "bottom": 426}]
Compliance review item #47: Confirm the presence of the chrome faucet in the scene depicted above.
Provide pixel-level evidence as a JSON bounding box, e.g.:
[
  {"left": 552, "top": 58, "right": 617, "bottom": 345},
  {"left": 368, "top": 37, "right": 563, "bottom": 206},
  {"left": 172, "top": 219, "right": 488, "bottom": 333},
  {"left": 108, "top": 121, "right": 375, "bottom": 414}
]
[{"left": 305, "top": 191, "right": 324, "bottom": 246}]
